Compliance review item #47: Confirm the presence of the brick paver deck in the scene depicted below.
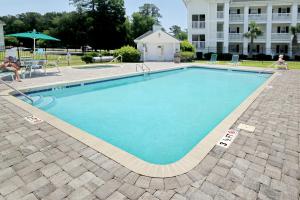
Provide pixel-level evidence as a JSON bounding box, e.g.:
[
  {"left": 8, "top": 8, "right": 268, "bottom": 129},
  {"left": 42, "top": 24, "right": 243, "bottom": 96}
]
[{"left": 0, "top": 64, "right": 299, "bottom": 200}]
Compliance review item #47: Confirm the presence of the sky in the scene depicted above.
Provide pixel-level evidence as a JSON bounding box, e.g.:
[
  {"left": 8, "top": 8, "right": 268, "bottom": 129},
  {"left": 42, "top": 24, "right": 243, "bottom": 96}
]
[{"left": 0, "top": 0, "right": 187, "bottom": 30}]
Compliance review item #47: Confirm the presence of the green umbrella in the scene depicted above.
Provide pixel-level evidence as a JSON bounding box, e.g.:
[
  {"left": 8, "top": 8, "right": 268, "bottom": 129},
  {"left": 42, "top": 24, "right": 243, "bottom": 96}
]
[{"left": 5, "top": 29, "right": 60, "bottom": 58}]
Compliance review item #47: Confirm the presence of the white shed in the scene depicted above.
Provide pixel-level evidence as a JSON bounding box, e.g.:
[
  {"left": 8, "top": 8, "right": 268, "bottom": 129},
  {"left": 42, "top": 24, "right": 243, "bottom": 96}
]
[
  {"left": 0, "top": 21, "right": 5, "bottom": 51},
  {"left": 134, "top": 25, "right": 180, "bottom": 62}
]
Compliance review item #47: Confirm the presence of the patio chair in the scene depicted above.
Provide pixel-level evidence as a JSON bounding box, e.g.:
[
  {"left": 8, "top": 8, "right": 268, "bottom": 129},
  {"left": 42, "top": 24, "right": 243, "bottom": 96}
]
[
  {"left": 208, "top": 54, "right": 218, "bottom": 64},
  {"left": 24, "top": 59, "right": 47, "bottom": 78},
  {"left": 229, "top": 55, "right": 240, "bottom": 66},
  {"left": 46, "top": 56, "right": 61, "bottom": 73}
]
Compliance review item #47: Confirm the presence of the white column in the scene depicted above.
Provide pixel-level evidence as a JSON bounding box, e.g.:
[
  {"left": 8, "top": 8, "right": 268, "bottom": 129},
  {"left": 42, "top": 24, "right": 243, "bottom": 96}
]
[
  {"left": 243, "top": 5, "right": 249, "bottom": 55},
  {"left": 186, "top": 3, "right": 192, "bottom": 44},
  {"left": 223, "top": 1, "right": 230, "bottom": 53},
  {"left": 290, "top": 2, "right": 298, "bottom": 57},
  {"left": 291, "top": 1, "right": 298, "bottom": 26},
  {"left": 266, "top": 3, "right": 273, "bottom": 55},
  {"left": 0, "top": 24, "right": 4, "bottom": 51}
]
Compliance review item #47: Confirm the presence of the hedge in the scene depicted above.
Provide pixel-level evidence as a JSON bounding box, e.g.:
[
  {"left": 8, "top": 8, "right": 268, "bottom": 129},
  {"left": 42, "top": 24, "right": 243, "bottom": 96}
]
[
  {"left": 180, "top": 51, "right": 195, "bottom": 62},
  {"left": 81, "top": 52, "right": 99, "bottom": 64},
  {"left": 180, "top": 40, "right": 195, "bottom": 52},
  {"left": 114, "top": 46, "right": 141, "bottom": 62}
]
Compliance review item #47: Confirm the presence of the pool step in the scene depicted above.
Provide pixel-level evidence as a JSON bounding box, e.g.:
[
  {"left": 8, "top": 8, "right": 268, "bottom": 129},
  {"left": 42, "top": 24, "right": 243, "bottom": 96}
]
[
  {"left": 35, "top": 96, "right": 56, "bottom": 109},
  {"left": 20, "top": 95, "right": 42, "bottom": 105}
]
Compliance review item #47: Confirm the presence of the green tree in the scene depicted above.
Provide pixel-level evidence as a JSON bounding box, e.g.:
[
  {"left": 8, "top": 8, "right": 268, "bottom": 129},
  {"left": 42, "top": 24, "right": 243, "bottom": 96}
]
[
  {"left": 139, "top": 3, "right": 162, "bottom": 23},
  {"left": 169, "top": 25, "right": 187, "bottom": 41},
  {"left": 290, "top": 24, "right": 300, "bottom": 56},
  {"left": 70, "top": 0, "right": 126, "bottom": 49},
  {"left": 131, "top": 12, "right": 155, "bottom": 40},
  {"left": 5, "top": 37, "right": 19, "bottom": 47},
  {"left": 244, "top": 21, "right": 262, "bottom": 58}
]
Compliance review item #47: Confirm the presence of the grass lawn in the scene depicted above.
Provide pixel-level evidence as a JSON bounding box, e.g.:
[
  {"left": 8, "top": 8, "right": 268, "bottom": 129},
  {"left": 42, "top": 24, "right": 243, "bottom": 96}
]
[
  {"left": 195, "top": 60, "right": 300, "bottom": 70},
  {"left": 46, "top": 55, "right": 86, "bottom": 66}
]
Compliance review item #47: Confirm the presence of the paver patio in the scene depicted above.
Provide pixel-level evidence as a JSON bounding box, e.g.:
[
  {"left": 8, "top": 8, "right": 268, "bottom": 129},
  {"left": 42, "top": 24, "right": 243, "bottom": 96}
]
[{"left": 0, "top": 63, "right": 299, "bottom": 200}]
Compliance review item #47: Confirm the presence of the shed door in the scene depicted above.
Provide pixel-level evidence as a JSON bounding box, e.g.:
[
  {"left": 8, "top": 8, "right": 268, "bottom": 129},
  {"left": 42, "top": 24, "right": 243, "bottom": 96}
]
[{"left": 145, "top": 44, "right": 174, "bottom": 61}]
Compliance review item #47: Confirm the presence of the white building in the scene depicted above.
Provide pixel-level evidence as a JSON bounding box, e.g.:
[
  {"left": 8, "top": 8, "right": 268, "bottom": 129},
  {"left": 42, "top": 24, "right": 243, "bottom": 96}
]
[
  {"left": 135, "top": 25, "right": 180, "bottom": 61},
  {"left": 183, "top": 0, "right": 300, "bottom": 56},
  {"left": 0, "top": 21, "right": 5, "bottom": 51}
]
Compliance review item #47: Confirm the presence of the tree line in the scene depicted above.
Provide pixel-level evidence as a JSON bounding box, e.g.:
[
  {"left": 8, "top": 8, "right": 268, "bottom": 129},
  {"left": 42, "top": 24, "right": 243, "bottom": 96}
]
[{"left": 1, "top": 0, "right": 187, "bottom": 50}]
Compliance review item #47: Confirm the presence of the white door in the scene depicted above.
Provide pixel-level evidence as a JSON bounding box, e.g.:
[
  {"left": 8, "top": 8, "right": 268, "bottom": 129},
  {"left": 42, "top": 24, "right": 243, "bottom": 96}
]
[
  {"left": 146, "top": 44, "right": 164, "bottom": 61},
  {"left": 145, "top": 43, "right": 175, "bottom": 61}
]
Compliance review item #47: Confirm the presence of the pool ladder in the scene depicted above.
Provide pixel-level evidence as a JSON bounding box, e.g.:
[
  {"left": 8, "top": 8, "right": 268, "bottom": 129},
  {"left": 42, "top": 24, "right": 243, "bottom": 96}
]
[
  {"left": 0, "top": 79, "right": 34, "bottom": 104},
  {"left": 136, "top": 63, "right": 151, "bottom": 75}
]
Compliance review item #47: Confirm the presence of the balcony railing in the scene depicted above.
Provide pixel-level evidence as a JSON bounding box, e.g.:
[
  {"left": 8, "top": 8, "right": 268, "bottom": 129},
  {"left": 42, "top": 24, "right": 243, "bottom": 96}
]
[
  {"left": 217, "top": 11, "right": 224, "bottom": 19},
  {"left": 271, "top": 33, "right": 291, "bottom": 41},
  {"left": 229, "top": 49, "right": 243, "bottom": 54},
  {"left": 229, "top": 14, "right": 244, "bottom": 22},
  {"left": 229, "top": 33, "right": 243, "bottom": 41},
  {"left": 217, "top": 32, "right": 224, "bottom": 39},
  {"left": 298, "top": 13, "right": 300, "bottom": 20},
  {"left": 256, "top": 35, "right": 266, "bottom": 41},
  {"left": 248, "top": 14, "right": 267, "bottom": 21},
  {"left": 272, "top": 13, "right": 291, "bottom": 21},
  {"left": 192, "top": 41, "right": 205, "bottom": 50},
  {"left": 192, "top": 21, "right": 205, "bottom": 29}
]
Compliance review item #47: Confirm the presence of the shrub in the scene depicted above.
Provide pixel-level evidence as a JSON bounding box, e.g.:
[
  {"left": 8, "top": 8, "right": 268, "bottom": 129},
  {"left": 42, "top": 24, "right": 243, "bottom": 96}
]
[
  {"left": 204, "top": 52, "right": 214, "bottom": 60},
  {"left": 81, "top": 52, "right": 99, "bottom": 63},
  {"left": 218, "top": 53, "right": 232, "bottom": 61},
  {"left": 252, "top": 54, "right": 272, "bottom": 61},
  {"left": 294, "top": 55, "right": 300, "bottom": 61},
  {"left": 114, "top": 46, "right": 141, "bottom": 62},
  {"left": 88, "top": 52, "right": 99, "bottom": 57},
  {"left": 196, "top": 52, "right": 203, "bottom": 60},
  {"left": 180, "top": 51, "right": 195, "bottom": 62},
  {"left": 100, "top": 50, "right": 113, "bottom": 56},
  {"left": 239, "top": 54, "right": 248, "bottom": 60},
  {"left": 180, "top": 40, "right": 195, "bottom": 52}
]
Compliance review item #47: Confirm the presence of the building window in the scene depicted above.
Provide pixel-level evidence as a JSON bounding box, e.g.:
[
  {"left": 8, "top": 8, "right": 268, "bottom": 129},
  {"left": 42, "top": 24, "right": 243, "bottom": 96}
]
[
  {"left": 277, "top": 26, "right": 289, "bottom": 33},
  {"left": 192, "top": 14, "right": 205, "bottom": 29},
  {"left": 192, "top": 35, "right": 205, "bottom": 42},
  {"left": 276, "top": 45, "right": 288, "bottom": 53},
  {"left": 192, "top": 35, "right": 205, "bottom": 50},
  {"left": 192, "top": 14, "right": 205, "bottom": 21}
]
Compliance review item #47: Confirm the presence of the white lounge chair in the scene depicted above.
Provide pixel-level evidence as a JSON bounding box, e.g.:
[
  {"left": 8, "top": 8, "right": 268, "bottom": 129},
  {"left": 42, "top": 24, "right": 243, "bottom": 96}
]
[
  {"left": 229, "top": 55, "right": 240, "bottom": 66},
  {"left": 208, "top": 54, "right": 218, "bottom": 64}
]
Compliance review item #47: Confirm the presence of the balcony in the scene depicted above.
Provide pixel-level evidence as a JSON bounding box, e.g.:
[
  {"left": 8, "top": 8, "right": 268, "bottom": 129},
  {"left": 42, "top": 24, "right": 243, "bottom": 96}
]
[
  {"left": 217, "top": 11, "right": 224, "bottom": 19},
  {"left": 272, "top": 13, "right": 291, "bottom": 21},
  {"left": 256, "top": 34, "right": 266, "bottom": 41},
  {"left": 192, "top": 21, "right": 205, "bottom": 29},
  {"left": 192, "top": 41, "right": 205, "bottom": 50},
  {"left": 271, "top": 33, "right": 291, "bottom": 41},
  {"left": 248, "top": 14, "right": 267, "bottom": 22},
  {"left": 229, "top": 14, "right": 244, "bottom": 22},
  {"left": 229, "top": 33, "right": 243, "bottom": 41},
  {"left": 217, "top": 32, "right": 224, "bottom": 39},
  {"left": 298, "top": 13, "right": 300, "bottom": 20}
]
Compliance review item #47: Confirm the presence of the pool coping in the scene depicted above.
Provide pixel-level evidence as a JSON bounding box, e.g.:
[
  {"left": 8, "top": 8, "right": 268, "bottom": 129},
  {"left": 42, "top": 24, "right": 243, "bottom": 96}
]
[{"left": 0, "top": 64, "right": 278, "bottom": 177}]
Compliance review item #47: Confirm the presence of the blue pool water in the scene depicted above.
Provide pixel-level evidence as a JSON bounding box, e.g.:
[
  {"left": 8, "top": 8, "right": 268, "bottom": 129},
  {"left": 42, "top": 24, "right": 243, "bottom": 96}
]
[{"left": 20, "top": 67, "right": 270, "bottom": 164}]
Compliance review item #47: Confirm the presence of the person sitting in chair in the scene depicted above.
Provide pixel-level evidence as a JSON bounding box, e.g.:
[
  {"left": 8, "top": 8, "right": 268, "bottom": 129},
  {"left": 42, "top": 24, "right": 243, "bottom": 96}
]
[
  {"left": 0, "top": 56, "right": 22, "bottom": 81},
  {"left": 276, "top": 55, "right": 288, "bottom": 70}
]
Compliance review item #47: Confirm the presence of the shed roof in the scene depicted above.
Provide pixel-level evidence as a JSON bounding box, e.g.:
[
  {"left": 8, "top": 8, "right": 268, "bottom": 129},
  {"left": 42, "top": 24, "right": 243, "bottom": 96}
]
[{"left": 134, "top": 30, "right": 180, "bottom": 44}]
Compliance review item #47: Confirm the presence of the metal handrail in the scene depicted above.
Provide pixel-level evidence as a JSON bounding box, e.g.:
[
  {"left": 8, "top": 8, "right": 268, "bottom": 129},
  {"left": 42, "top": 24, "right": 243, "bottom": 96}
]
[
  {"left": 136, "top": 63, "right": 151, "bottom": 73},
  {"left": 142, "top": 63, "right": 151, "bottom": 73},
  {"left": 110, "top": 55, "right": 122, "bottom": 63},
  {"left": 0, "top": 79, "right": 34, "bottom": 104}
]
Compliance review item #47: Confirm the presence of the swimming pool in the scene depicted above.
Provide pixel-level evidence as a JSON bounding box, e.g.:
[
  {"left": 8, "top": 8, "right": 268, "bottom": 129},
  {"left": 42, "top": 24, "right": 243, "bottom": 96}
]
[{"left": 18, "top": 67, "right": 271, "bottom": 166}]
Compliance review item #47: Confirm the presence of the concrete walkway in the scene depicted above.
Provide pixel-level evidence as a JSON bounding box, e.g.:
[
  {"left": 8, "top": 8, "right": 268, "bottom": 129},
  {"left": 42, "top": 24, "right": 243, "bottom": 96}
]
[{"left": 0, "top": 63, "right": 299, "bottom": 200}]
